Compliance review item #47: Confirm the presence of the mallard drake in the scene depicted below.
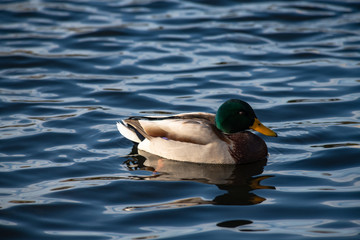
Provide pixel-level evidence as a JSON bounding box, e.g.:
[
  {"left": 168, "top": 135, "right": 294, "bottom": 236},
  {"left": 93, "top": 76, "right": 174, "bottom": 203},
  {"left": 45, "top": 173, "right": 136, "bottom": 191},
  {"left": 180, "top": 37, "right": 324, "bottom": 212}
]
[{"left": 117, "top": 99, "right": 277, "bottom": 164}]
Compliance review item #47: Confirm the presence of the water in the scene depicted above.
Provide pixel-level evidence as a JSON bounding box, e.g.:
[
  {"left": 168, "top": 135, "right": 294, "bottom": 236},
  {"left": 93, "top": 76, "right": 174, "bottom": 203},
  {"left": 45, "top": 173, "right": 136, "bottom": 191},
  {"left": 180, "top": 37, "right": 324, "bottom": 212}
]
[{"left": 1, "top": 0, "right": 359, "bottom": 239}]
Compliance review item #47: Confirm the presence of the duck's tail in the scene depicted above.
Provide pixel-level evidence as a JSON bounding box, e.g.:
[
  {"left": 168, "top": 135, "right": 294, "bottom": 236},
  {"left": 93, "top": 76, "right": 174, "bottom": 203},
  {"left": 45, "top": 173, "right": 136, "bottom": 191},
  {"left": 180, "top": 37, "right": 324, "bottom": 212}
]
[{"left": 116, "top": 121, "right": 142, "bottom": 143}]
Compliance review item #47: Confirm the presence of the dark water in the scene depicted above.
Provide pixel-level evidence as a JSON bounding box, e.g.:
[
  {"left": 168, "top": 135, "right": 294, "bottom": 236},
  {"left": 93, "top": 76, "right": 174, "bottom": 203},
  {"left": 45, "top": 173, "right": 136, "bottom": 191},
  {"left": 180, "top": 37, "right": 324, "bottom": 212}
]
[{"left": 1, "top": 0, "right": 360, "bottom": 239}]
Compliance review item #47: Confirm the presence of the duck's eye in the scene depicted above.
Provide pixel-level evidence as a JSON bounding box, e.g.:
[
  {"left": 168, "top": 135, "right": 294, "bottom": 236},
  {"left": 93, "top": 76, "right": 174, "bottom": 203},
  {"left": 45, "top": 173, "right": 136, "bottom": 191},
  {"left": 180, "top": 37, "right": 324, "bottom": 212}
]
[{"left": 238, "top": 111, "right": 245, "bottom": 115}]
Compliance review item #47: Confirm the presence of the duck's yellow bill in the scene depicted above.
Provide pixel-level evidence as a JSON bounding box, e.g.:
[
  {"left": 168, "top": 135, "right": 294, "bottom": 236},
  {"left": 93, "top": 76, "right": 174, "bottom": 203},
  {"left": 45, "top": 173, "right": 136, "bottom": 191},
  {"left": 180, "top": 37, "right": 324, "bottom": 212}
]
[{"left": 250, "top": 118, "right": 278, "bottom": 137}]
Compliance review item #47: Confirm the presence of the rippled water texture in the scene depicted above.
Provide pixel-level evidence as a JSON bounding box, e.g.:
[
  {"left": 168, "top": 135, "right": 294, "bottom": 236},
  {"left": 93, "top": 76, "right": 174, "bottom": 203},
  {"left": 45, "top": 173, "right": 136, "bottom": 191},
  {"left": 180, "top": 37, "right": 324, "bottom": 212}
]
[{"left": 1, "top": 0, "right": 360, "bottom": 239}]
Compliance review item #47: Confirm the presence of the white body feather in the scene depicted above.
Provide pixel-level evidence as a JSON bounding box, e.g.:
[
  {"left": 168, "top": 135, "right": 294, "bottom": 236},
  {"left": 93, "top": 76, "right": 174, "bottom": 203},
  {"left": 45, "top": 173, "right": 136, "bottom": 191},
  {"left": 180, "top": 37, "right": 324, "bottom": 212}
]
[
  {"left": 138, "top": 137, "right": 232, "bottom": 164},
  {"left": 117, "top": 120, "right": 141, "bottom": 143},
  {"left": 117, "top": 113, "right": 236, "bottom": 164}
]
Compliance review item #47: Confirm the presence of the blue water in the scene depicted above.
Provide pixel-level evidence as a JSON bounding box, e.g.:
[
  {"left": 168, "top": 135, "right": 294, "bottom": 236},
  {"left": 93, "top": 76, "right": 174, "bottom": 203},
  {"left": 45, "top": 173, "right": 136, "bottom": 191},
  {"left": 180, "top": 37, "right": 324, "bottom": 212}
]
[{"left": 1, "top": 0, "right": 360, "bottom": 239}]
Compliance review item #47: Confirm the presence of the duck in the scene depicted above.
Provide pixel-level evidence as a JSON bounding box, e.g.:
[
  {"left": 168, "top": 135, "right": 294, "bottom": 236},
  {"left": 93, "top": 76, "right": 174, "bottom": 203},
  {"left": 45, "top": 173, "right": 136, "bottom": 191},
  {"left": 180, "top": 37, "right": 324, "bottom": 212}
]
[{"left": 117, "top": 99, "right": 277, "bottom": 164}]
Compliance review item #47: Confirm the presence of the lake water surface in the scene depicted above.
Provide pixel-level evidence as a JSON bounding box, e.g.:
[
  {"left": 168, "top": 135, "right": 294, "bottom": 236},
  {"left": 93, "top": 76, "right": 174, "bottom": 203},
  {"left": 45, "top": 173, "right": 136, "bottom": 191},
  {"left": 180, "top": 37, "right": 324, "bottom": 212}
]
[{"left": 1, "top": 0, "right": 360, "bottom": 239}]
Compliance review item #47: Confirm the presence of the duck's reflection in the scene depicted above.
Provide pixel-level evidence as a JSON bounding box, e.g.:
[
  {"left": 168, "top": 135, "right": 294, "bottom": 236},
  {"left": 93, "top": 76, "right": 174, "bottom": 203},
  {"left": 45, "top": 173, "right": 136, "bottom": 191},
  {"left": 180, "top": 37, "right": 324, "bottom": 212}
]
[{"left": 123, "top": 146, "right": 275, "bottom": 211}]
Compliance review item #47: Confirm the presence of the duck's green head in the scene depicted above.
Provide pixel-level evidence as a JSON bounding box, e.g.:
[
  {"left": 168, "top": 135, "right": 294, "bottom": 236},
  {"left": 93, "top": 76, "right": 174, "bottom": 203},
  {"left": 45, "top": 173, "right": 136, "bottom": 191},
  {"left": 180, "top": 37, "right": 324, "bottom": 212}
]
[{"left": 215, "top": 99, "right": 277, "bottom": 137}]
